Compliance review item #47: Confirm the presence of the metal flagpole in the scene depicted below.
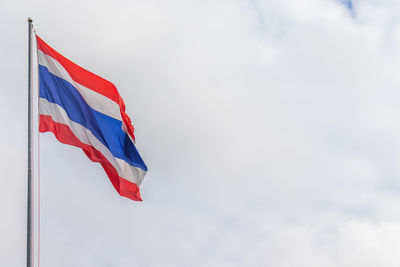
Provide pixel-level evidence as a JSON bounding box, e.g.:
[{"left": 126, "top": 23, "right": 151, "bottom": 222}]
[{"left": 27, "top": 17, "right": 33, "bottom": 267}]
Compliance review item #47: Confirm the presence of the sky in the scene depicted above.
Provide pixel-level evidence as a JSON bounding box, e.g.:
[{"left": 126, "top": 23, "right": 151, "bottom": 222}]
[{"left": 2, "top": 0, "right": 400, "bottom": 266}]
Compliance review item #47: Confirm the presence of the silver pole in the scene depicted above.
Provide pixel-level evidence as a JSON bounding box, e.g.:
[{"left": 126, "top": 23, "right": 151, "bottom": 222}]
[{"left": 27, "top": 17, "right": 33, "bottom": 267}]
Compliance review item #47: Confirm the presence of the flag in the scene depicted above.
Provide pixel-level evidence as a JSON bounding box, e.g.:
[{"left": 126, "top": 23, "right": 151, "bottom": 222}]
[{"left": 36, "top": 35, "right": 147, "bottom": 201}]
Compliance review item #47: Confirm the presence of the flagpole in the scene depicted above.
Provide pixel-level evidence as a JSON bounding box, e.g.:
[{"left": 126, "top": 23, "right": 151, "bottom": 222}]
[{"left": 27, "top": 17, "right": 33, "bottom": 267}]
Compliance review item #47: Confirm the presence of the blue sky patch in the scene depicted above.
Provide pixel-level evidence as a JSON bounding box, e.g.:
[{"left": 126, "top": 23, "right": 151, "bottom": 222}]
[{"left": 339, "top": 0, "right": 353, "bottom": 11}]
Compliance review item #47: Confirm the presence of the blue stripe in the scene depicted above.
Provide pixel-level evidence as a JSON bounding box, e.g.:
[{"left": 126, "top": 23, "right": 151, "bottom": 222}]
[{"left": 39, "top": 64, "right": 148, "bottom": 172}]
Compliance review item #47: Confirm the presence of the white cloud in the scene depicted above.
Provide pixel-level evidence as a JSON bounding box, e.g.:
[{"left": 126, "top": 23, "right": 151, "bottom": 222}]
[{"left": 2, "top": 0, "right": 400, "bottom": 266}]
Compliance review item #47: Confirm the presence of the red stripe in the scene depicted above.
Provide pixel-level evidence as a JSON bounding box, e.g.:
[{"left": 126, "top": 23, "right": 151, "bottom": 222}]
[
  {"left": 39, "top": 114, "right": 142, "bottom": 201},
  {"left": 36, "top": 35, "right": 136, "bottom": 142}
]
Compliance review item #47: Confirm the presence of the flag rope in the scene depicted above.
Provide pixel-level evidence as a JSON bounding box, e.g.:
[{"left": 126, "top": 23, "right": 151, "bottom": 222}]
[{"left": 32, "top": 24, "right": 41, "bottom": 267}]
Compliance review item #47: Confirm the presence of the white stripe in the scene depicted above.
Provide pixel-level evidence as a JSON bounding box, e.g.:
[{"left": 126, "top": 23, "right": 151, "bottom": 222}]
[
  {"left": 37, "top": 49, "right": 122, "bottom": 122},
  {"left": 39, "top": 98, "right": 146, "bottom": 186}
]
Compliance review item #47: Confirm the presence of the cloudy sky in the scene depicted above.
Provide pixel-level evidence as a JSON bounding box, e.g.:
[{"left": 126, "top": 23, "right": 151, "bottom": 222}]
[{"left": 2, "top": 0, "right": 400, "bottom": 266}]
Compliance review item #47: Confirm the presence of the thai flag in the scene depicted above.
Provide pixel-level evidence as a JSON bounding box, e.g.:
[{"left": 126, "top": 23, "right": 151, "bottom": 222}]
[{"left": 36, "top": 35, "right": 147, "bottom": 201}]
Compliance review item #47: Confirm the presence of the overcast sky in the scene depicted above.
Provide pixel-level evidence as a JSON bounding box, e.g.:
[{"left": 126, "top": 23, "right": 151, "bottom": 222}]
[{"left": 2, "top": 0, "right": 400, "bottom": 266}]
